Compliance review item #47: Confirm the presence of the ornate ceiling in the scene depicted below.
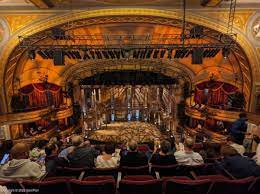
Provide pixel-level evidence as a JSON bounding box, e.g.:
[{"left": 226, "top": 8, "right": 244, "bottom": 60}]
[{"left": 0, "top": 3, "right": 258, "bottom": 112}]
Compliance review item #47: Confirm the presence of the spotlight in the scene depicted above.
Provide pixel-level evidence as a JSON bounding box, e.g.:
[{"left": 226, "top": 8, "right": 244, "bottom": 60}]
[
  {"left": 28, "top": 50, "right": 36, "bottom": 60},
  {"left": 114, "top": 50, "right": 121, "bottom": 59},
  {"left": 146, "top": 49, "right": 153, "bottom": 59},
  {"left": 167, "top": 49, "right": 173, "bottom": 59},
  {"left": 222, "top": 47, "right": 230, "bottom": 59},
  {"left": 90, "top": 50, "right": 96, "bottom": 59},
  {"left": 95, "top": 50, "right": 103, "bottom": 59},
  {"left": 160, "top": 49, "right": 166, "bottom": 58},
  {"left": 83, "top": 50, "right": 91, "bottom": 60},
  {"left": 37, "top": 50, "right": 48, "bottom": 59},
  {"left": 153, "top": 49, "right": 159, "bottom": 59},
  {"left": 102, "top": 50, "right": 110, "bottom": 59}
]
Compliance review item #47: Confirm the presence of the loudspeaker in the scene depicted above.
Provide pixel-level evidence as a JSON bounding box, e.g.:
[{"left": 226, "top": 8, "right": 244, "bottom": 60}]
[
  {"left": 53, "top": 50, "right": 64, "bottom": 66},
  {"left": 192, "top": 48, "right": 203, "bottom": 64}
]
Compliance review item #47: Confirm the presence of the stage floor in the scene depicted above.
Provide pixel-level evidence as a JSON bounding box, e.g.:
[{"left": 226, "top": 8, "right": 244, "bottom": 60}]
[{"left": 89, "top": 122, "right": 164, "bottom": 143}]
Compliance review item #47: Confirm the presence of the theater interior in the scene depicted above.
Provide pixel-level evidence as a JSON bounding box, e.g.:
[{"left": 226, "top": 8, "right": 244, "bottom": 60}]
[{"left": 0, "top": 0, "right": 260, "bottom": 194}]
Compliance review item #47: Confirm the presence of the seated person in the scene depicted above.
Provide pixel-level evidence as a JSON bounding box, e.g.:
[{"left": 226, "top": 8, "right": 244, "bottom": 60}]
[
  {"left": 45, "top": 143, "right": 59, "bottom": 173},
  {"left": 120, "top": 140, "right": 148, "bottom": 167},
  {"left": 68, "top": 136, "right": 98, "bottom": 168},
  {"left": 216, "top": 145, "right": 260, "bottom": 179},
  {"left": 0, "top": 143, "right": 46, "bottom": 181},
  {"left": 29, "top": 139, "right": 48, "bottom": 162},
  {"left": 150, "top": 140, "right": 177, "bottom": 165},
  {"left": 95, "top": 143, "right": 120, "bottom": 168},
  {"left": 174, "top": 137, "right": 204, "bottom": 166},
  {"left": 226, "top": 136, "right": 245, "bottom": 156}
]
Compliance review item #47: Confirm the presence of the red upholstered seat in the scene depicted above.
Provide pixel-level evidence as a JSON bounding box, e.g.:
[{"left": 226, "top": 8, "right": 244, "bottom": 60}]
[
  {"left": 121, "top": 165, "right": 150, "bottom": 175},
  {"left": 123, "top": 175, "right": 155, "bottom": 181},
  {"left": 22, "top": 179, "right": 71, "bottom": 194},
  {"left": 84, "top": 175, "right": 115, "bottom": 181},
  {"left": 196, "top": 175, "right": 230, "bottom": 180},
  {"left": 119, "top": 179, "right": 162, "bottom": 194},
  {"left": 207, "top": 176, "right": 255, "bottom": 194},
  {"left": 164, "top": 178, "right": 212, "bottom": 194},
  {"left": 70, "top": 179, "right": 116, "bottom": 194},
  {"left": 249, "top": 176, "right": 260, "bottom": 194}
]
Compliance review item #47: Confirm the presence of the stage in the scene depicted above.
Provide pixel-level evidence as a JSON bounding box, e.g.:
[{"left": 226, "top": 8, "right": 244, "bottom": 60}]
[{"left": 88, "top": 122, "right": 164, "bottom": 143}]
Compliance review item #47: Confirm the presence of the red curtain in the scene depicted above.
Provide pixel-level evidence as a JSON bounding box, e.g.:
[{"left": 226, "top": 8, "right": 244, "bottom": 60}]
[
  {"left": 194, "top": 81, "right": 238, "bottom": 107},
  {"left": 19, "top": 83, "right": 63, "bottom": 108}
]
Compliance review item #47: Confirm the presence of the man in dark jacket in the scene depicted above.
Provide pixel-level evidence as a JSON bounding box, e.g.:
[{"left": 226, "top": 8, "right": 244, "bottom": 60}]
[
  {"left": 230, "top": 113, "right": 248, "bottom": 145},
  {"left": 216, "top": 145, "right": 260, "bottom": 179},
  {"left": 120, "top": 140, "right": 148, "bottom": 167},
  {"left": 68, "top": 136, "right": 98, "bottom": 168}
]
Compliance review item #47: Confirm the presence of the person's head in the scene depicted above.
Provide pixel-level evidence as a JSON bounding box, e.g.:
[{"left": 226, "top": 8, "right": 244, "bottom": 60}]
[
  {"left": 147, "top": 142, "right": 154, "bottom": 152},
  {"left": 220, "top": 145, "right": 238, "bottom": 157},
  {"left": 45, "top": 144, "right": 59, "bottom": 156},
  {"left": 239, "top": 113, "right": 247, "bottom": 119},
  {"left": 104, "top": 143, "right": 115, "bottom": 155},
  {"left": 184, "top": 137, "right": 194, "bottom": 150},
  {"left": 82, "top": 140, "right": 91, "bottom": 147},
  {"left": 71, "top": 135, "right": 83, "bottom": 147},
  {"left": 128, "top": 140, "right": 138, "bottom": 151},
  {"left": 160, "top": 140, "right": 171, "bottom": 154},
  {"left": 10, "top": 143, "right": 29, "bottom": 159}
]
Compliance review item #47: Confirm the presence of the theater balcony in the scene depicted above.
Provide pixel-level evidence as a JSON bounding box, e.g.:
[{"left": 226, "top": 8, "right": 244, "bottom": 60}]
[
  {"left": 185, "top": 102, "right": 260, "bottom": 125},
  {"left": 0, "top": 106, "right": 73, "bottom": 126}
]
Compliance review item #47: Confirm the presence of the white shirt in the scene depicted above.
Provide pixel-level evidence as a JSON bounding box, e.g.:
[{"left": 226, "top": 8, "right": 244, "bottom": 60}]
[
  {"left": 230, "top": 143, "right": 245, "bottom": 155},
  {"left": 95, "top": 155, "right": 120, "bottom": 168},
  {"left": 174, "top": 150, "right": 204, "bottom": 166}
]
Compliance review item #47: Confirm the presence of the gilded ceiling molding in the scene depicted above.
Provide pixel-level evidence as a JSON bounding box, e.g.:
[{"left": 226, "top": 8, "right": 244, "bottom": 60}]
[
  {"left": 198, "top": 11, "right": 255, "bottom": 33},
  {"left": 3, "top": 14, "right": 52, "bottom": 34},
  {"left": 0, "top": 8, "right": 258, "bottom": 111}
]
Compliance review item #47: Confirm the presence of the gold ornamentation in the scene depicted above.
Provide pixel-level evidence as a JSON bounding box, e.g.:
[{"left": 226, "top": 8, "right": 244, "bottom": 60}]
[
  {"left": 200, "top": 11, "right": 254, "bottom": 32},
  {"left": 4, "top": 14, "right": 48, "bottom": 34},
  {"left": 0, "top": 8, "right": 257, "bottom": 111}
]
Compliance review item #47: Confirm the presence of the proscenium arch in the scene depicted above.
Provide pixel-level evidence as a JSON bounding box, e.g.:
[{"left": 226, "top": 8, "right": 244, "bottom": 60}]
[
  {"left": 0, "top": 8, "right": 257, "bottom": 111},
  {"left": 60, "top": 59, "right": 196, "bottom": 86}
]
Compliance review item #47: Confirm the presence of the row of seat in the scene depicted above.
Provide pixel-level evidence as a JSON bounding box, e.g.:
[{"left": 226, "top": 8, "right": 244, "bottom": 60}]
[
  {"left": 1, "top": 175, "right": 259, "bottom": 194},
  {"left": 54, "top": 163, "right": 222, "bottom": 180}
]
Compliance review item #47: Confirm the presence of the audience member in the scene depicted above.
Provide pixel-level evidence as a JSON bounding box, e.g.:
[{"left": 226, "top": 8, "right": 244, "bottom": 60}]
[
  {"left": 95, "top": 143, "right": 120, "bottom": 168},
  {"left": 145, "top": 142, "right": 155, "bottom": 161},
  {"left": 120, "top": 140, "right": 148, "bottom": 167},
  {"left": 0, "top": 143, "right": 46, "bottom": 180},
  {"left": 216, "top": 145, "right": 260, "bottom": 179},
  {"left": 45, "top": 143, "right": 59, "bottom": 173},
  {"left": 226, "top": 136, "right": 245, "bottom": 155},
  {"left": 174, "top": 137, "right": 204, "bottom": 165},
  {"left": 229, "top": 113, "right": 248, "bottom": 145},
  {"left": 150, "top": 140, "right": 177, "bottom": 165},
  {"left": 67, "top": 136, "right": 98, "bottom": 168},
  {"left": 29, "top": 139, "right": 48, "bottom": 162}
]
